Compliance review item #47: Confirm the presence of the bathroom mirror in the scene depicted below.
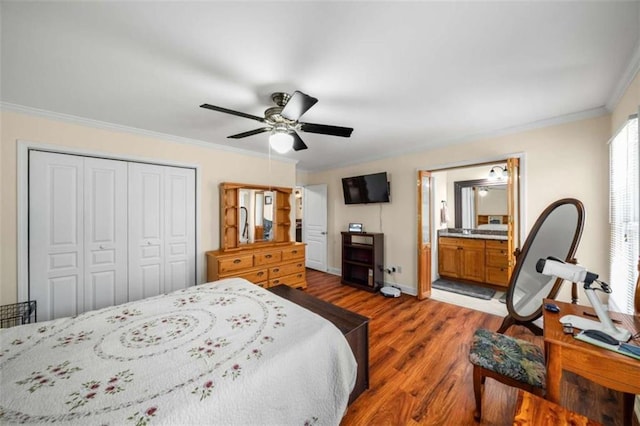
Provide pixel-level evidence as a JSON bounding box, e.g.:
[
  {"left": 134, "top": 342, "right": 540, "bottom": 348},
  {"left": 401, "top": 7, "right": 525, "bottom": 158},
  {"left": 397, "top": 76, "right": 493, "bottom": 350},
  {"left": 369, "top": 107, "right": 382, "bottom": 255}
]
[
  {"left": 497, "top": 198, "right": 585, "bottom": 335},
  {"left": 454, "top": 179, "right": 507, "bottom": 229}
]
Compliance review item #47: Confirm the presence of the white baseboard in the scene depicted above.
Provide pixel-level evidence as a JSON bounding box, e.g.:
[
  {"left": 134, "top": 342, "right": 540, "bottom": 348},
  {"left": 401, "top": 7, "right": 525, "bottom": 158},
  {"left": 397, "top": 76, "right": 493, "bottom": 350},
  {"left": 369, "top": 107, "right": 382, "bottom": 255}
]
[{"left": 321, "top": 267, "right": 417, "bottom": 296}]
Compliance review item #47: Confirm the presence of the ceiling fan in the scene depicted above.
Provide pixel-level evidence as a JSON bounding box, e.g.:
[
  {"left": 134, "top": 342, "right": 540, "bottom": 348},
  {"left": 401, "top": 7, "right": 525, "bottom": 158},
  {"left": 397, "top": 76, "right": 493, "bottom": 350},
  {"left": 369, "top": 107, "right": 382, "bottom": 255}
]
[{"left": 200, "top": 91, "right": 353, "bottom": 153}]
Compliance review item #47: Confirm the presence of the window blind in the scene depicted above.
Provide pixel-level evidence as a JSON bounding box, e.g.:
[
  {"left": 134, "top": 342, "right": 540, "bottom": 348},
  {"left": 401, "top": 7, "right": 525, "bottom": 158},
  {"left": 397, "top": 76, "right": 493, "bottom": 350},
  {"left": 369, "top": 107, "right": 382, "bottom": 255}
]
[{"left": 609, "top": 114, "right": 639, "bottom": 314}]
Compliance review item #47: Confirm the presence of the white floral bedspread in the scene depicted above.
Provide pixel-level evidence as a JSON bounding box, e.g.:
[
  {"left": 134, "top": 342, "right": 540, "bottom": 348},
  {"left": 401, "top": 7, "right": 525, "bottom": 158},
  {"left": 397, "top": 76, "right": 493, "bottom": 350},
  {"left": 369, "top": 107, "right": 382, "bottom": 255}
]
[{"left": 0, "top": 278, "right": 357, "bottom": 425}]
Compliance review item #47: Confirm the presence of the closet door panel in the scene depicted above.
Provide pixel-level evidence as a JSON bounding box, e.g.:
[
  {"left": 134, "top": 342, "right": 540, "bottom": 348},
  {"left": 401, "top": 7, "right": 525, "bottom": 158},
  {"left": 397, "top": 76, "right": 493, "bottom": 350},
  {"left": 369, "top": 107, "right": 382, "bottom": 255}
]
[
  {"left": 83, "top": 158, "right": 128, "bottom": 311},
  {"left": 129, "top": 163, "right": 165, "bottom": 301},
  {"left": 29, "top": 151, "right": 84, "bottom": 321},
  {"left": 164, "top": 167, "right": 196, "bottom": 292}
]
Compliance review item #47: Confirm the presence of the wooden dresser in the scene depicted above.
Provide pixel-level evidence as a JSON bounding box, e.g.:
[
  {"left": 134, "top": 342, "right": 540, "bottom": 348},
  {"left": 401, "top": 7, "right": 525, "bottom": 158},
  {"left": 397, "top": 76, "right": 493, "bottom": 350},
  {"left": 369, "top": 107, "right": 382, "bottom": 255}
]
[{"left": 206, "top": 243, "right": 307, "bottom": 289}]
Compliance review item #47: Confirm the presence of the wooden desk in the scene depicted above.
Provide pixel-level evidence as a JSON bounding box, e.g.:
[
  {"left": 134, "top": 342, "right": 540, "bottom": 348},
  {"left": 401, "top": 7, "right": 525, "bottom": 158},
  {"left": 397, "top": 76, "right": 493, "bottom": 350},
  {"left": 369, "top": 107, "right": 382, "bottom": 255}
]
[
  {"left": 543, "top": 299, "right": 640, "bottom": 425},
  {"left": 269, "top": 284, "right": 370, "bottom": 404},
  {"left": 513, "top": 390, "right": 602, "bottom": 425}
]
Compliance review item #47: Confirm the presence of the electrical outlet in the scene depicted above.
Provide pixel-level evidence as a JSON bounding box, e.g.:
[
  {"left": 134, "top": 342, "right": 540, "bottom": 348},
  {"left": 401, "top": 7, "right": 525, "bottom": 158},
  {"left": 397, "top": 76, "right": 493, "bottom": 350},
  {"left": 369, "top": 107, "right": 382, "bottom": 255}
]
[{"left": 396, "top": 266, "right": 402, "bottom": 273}]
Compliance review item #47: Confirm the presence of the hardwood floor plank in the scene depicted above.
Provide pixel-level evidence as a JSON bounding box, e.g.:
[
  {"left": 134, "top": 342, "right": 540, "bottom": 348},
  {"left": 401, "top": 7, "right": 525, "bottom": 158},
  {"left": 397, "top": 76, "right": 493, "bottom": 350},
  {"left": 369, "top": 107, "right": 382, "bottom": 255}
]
[{"left": 302, "top": 269, "right": 636, "bottom": 426}]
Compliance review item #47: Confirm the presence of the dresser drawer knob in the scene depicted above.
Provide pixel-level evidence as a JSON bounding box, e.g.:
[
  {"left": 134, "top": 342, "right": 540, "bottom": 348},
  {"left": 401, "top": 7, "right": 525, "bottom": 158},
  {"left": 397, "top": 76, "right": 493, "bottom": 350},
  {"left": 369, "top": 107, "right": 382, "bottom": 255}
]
[
  {"left": 233, "top": 259, "right": 241, "bottom": 264},
  {"left": 273, "top": 268, "right": 279, "bottom": 273},
  {"left": 292, "top": 250, "right": 298, "bottom": 254},
  {"left": 257, "top": 271, "right": 264, "bottom": 276},
  {"left": 297, "top": 263, "right": 302, "bottom": 267},
  {"left": 265, "top": 254, "right": 272, "bottom": 259}
]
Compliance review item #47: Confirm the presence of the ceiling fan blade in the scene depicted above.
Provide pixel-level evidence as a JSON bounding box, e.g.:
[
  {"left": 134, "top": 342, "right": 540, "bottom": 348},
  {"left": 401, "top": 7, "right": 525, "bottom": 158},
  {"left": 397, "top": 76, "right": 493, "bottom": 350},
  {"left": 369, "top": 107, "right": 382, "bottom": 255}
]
[
  {"left": 300, "top": 122, "right": 353, "bottom": 138},
  {"left": 200, "top": 103, "right": 266, "bottom": 123},
  {"left": 281, "top": 91, "right": 318, "bottom": 121},
  {"left": 228, "top": 127, "right": 271, "bottom": 139},
  {"left": 291, "top": 132, "right": 308, "bottom": 151}
]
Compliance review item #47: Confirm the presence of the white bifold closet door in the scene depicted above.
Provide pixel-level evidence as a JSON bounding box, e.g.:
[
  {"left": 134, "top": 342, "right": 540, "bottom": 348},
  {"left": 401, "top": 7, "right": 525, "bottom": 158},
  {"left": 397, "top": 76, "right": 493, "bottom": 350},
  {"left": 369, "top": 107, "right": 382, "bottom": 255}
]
[
  {"left": 29, "top": 151, "right": 195, "bottom": 321},
  {"left": 128, "top": 163, "right": 195, "bottom": 301},
  {"left": 30, "top": 152, "right": 128, "bottom": 321}
]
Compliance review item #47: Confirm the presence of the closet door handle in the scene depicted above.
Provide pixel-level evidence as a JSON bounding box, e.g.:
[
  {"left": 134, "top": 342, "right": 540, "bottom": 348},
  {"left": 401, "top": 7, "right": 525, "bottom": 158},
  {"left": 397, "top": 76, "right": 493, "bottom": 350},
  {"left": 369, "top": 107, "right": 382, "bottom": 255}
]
[{"left": 99, "top": 245, "right": 105, "bottom": 250}]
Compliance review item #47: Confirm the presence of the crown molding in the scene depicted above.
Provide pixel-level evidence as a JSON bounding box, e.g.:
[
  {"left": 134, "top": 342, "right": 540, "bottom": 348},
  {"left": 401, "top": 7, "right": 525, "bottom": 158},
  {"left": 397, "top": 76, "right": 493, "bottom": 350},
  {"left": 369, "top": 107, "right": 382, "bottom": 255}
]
[
  {"left": 606, "top": 38, "right": 640, "bottom": 111},
  {"left": 0, "top": 102, "right": 298, "bottom": 165},
  {"left": 303, "top": 106, "right": 608, "bottom": 173}
]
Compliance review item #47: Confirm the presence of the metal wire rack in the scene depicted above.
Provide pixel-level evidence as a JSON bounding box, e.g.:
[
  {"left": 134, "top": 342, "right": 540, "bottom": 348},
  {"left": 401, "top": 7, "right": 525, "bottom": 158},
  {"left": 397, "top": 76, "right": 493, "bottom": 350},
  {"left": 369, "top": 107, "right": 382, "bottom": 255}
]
[{"left": 0, "top": 301, "right": 37, "bottom": 328}]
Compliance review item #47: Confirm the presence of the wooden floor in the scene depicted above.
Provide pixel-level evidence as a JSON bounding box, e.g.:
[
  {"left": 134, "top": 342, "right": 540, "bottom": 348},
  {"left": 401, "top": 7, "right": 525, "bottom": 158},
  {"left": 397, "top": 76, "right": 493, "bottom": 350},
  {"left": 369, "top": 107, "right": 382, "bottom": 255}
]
[{"left": 303, "top": 269, "right": 636, "bottom": 426}]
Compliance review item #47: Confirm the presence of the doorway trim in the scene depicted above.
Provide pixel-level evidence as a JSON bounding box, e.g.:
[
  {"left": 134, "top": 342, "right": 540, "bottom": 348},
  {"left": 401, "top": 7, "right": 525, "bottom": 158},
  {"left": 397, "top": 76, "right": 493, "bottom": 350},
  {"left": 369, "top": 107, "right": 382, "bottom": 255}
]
[
  {"left": 16, "top": 140, "right": 201, "bottom": 302},
  {"left": 424, "top": 152, "right": 527, "bottom": 243}
]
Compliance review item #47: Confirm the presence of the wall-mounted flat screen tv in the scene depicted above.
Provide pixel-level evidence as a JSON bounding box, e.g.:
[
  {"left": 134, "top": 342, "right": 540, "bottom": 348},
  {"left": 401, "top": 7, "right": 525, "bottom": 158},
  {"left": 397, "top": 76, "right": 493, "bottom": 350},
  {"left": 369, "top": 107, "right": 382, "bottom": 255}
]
[{"left": 342, "top": 172, "right": 390, "bottom": 204}]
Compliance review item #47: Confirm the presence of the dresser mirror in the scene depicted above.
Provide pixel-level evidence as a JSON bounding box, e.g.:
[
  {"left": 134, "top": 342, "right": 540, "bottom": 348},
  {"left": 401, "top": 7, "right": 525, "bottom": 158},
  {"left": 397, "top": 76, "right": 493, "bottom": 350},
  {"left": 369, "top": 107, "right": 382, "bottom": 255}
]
[
  {"left": 238, "top": 189, "right": 276, "bottom": 243},
  {"left": 220, "top": 182, "right": 292, "bottom": 251},
  {"left": 498, "top": 198, "right": 585, "bottom": 335}
]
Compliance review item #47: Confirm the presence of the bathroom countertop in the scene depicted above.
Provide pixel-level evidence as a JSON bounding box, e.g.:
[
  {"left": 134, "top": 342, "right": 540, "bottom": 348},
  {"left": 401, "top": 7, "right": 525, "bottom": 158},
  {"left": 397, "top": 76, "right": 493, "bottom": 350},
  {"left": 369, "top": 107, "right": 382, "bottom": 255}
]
[{"left": 438, "top": 230, "right": 508, "bottom": 241}]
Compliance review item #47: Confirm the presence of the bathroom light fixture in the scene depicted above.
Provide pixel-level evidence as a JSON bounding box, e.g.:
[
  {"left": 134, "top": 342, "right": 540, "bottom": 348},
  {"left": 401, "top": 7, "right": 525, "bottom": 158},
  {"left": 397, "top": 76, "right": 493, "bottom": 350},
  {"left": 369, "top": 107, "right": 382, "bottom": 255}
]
[
  {"left": 488, "top": 165, "right": 508, "bottom": 180},
  {"left": 478, "top": 187, "right": 489, "bottom": 197},
  {"left": 269, "top": 130, "right": 294, "bottom": 154}
]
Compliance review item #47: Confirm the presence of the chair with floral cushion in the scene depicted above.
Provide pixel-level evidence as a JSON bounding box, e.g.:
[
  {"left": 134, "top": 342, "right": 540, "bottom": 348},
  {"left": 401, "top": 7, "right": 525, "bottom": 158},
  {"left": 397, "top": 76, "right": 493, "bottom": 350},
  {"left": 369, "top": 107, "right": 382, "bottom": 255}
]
[{"left": 468, "top": 328, "right": 546, "bottom": 421}]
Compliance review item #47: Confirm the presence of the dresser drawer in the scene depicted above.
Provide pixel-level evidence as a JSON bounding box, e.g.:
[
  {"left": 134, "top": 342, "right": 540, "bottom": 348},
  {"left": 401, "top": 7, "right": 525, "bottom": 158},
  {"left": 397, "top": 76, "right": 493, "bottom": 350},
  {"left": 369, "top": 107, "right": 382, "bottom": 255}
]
[
  {"left": 270, "top": 271, "right": 306, "bottom": 289},
  {"left": 486, "top": 266, "right": 509, "bottom": 286},
  {"left": 254, "top": 250, "right": 282, "bottom": 266},
  {"left": 486, "top": 248, "right": 509, "bottom": 268},
  {"left": 269, "top": 260, "right": 305, "bottom": 278},
  {"left": 236, "top": 268, "right": 268, "bottom": 284},
  {"left": 218, "top": 254, "right": 254, "bottom": 274},
  {"left": 281, "top": 245, "right": 305, "bottom": 261}
]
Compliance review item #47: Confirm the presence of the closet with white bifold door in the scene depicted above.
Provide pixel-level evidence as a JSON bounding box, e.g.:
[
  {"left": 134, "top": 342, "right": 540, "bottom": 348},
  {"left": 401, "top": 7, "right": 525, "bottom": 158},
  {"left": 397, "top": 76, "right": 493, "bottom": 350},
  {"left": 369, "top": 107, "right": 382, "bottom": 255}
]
[{"left": 29, "top": 150, "right": 196, "bottom": 321}]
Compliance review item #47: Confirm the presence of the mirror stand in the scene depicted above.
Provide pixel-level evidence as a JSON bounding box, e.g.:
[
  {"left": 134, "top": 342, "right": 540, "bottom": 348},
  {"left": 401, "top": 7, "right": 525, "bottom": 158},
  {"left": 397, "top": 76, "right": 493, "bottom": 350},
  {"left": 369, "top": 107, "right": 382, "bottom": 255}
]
[{"left": 497, "top": 199, "right": 585, "bottom": 335}]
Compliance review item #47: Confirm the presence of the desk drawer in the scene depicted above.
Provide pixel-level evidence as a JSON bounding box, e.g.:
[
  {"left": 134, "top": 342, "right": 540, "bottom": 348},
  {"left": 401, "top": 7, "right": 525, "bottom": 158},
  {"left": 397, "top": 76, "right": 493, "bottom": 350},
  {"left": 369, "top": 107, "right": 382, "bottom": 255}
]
[
  {"left": 269, "top": 260, "right": 305, "bottom": 278},
  {"left": 218, "top": 254, "right": 254, "bottom": 274},
  {"left": 254, "top": 250, "right": 282, "bottom": 266},
  {"left": 282, "top": 246, "right": 305, "bottom": 261}
]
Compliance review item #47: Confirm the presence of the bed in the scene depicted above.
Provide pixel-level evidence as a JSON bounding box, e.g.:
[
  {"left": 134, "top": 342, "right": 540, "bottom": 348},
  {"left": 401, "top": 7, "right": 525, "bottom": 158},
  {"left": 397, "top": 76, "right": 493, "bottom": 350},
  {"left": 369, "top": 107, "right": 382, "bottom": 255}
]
[{"left": 0, "top": 278, "right": 357, "bottom": 425}]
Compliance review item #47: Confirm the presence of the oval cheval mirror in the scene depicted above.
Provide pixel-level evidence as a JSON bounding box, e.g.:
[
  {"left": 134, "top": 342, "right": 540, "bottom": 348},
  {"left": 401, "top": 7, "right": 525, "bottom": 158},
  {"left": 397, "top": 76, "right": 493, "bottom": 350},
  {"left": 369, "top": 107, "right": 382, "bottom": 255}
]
[{"left": 498, "top": 198, "right": 585, "bottom": 335}]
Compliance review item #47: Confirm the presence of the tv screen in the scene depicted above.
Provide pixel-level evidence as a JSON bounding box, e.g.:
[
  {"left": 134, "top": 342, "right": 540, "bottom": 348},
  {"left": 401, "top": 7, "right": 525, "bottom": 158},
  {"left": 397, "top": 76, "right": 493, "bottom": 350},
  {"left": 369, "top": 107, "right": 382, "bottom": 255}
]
[{"left": 342, "top": 172, "right": 390, "bottom": 204}]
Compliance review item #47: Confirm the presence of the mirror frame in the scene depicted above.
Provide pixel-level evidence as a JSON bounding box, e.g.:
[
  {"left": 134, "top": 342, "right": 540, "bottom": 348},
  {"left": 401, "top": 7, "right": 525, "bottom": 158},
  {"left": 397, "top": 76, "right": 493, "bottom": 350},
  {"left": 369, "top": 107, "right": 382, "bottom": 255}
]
[
  {"left": 498, "top": 198, "right": 585, "bottom": 335},
  {"left": 454, "top": 178, "right": 507, "bottom": 228},
  {"left": 219, "top": 182, "right": 292, "bottom": 251}
]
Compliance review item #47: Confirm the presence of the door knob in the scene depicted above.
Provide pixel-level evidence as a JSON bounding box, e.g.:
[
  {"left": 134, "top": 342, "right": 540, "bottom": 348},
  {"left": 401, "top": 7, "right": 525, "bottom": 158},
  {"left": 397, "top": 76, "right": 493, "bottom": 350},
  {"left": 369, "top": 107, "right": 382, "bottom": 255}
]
[{"left": 321, "top": 231, "right": 327, "bottom": 235}]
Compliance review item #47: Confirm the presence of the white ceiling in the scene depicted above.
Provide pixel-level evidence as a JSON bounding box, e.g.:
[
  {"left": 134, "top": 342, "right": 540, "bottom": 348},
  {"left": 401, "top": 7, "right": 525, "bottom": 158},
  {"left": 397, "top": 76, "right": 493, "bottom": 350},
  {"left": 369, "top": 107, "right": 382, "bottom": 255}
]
[{"left": 2, "top": 1, "right": 639, "bottom": 172}]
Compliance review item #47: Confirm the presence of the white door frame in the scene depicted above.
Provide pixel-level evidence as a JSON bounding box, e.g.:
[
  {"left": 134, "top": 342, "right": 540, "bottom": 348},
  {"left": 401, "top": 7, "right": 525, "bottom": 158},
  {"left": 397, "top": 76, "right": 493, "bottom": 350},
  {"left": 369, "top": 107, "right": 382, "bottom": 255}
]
[{"left": 17, "top": 140, "right": 201, "bottom": 302}]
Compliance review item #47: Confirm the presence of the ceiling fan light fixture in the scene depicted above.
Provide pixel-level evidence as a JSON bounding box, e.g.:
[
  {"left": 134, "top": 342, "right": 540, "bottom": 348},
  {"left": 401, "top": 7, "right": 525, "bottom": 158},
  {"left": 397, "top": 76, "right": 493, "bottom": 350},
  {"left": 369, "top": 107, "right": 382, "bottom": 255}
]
[{"left": 269, "top": 131, "right": 294, "bottom": 154}]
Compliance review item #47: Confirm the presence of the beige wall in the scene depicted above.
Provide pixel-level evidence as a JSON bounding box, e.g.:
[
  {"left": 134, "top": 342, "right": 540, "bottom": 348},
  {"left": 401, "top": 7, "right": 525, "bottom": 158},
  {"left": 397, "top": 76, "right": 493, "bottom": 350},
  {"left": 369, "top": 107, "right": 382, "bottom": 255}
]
[
  {"left": 612, "top": 70, "right": 640, "bottom": 132},
  {"left": 0, "top": 110, "right": 297, "bottom": 304},
  {"left": 303, "top": 114, "right": 611, "bottom": 297}
]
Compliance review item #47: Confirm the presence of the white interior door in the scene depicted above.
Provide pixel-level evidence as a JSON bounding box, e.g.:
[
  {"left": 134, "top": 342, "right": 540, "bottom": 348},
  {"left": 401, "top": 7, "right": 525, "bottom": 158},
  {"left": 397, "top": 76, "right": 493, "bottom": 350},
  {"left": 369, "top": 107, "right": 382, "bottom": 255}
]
[
  {"left": 128, "top": 163, "right": 165, "bottom": 301},
  {"left": 29, "top": 151, "right": 85, "bottom": 321},
  {"left": 303, "top": 184, "right": 328, "bottom": 271},
  {"left": 164, "top": 166, "right": 196, "bottom": 292},
  {"left": 83, "top": 157, "right": 128, "bottom": 311}
]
